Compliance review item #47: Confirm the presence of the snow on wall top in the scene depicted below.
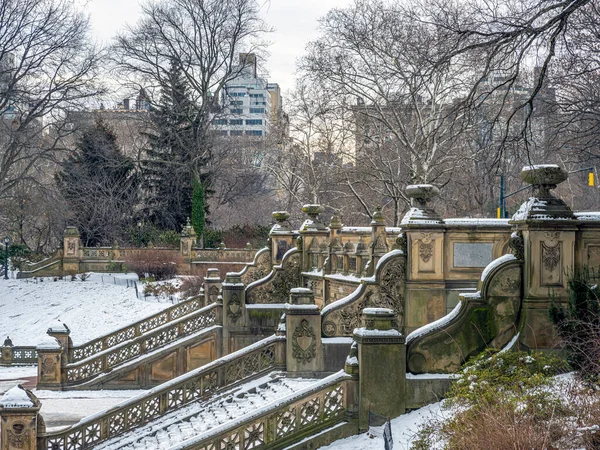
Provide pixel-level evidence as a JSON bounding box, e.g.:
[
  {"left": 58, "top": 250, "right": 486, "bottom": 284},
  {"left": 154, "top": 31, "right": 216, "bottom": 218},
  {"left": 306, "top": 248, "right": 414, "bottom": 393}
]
[
  {"left": 406, "top": 302, "right": 463, "bottom": 344},
  {"left": 0, "top": 386, "right": 34, "bottom": 408},
  {"left": 480, "top": 254, "right": 517, "bottom": 282}
]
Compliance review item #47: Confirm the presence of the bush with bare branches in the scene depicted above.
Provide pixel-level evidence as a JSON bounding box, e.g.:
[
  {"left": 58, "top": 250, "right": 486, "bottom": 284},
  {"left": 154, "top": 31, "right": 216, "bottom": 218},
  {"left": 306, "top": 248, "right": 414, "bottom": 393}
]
[{"left": 124, "top": 250, "right": 181, "bottom": 281}]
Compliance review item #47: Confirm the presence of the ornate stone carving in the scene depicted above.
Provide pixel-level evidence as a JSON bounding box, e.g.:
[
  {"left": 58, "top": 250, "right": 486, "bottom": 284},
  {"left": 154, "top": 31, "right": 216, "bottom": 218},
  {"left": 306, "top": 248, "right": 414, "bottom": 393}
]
[
  {"left": 41, "top": 356, "right": 56, "bottom": 380},
  {"left": 292, "top": 319, "right": 316, "bottom": 364},
  {"left": 8, "top": 423, "right": 29, "bottom": 449},
  {"left": 241, "top": 250, "right": 271, "bottom": 285},
  {"left": 394, "top": 233, "right": 407, "bottom": 253},
  {"left": 419, "top": 233, "right": 434, "bottom": 263},
  {"left": 542, "top": 242, "right": 560, "bottom": 271},
  {"left": 247, "top": 253, "right": 302, "bottom": 304},
  {"left": 323, "top": 255, "right": 406, "bottom": 336},
  {"left": 508, "top": 231, "right": 525, "bottom": 260},
  {"left": 228, "top": 293, "right": 242, "bottom": 324}
]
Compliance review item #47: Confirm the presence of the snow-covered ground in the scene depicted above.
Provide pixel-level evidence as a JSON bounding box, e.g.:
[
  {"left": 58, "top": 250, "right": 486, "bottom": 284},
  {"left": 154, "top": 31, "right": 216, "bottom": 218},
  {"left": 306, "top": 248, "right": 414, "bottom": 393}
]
[
  {"left": 0, "top": 274, "right": 171, "bottom": 346},
  {"left": 319, "top": 402, "right": 446, "bottom": 450}
]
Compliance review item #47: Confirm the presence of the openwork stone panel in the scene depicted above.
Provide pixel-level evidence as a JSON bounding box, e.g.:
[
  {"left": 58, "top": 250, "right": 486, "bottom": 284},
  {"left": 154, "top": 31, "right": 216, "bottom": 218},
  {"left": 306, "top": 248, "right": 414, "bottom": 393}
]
[
  {"left": 70, "top": 296, "right": 204, "bottom": 363},
  {"left": 65, "top": 306, "right": 217, "bottom": 384},
  {"left": 40, "top": 338, "right": 284, "bottom": 450},
  {"left": 240, "top": 249, "right": 272, "bottom": 285}
]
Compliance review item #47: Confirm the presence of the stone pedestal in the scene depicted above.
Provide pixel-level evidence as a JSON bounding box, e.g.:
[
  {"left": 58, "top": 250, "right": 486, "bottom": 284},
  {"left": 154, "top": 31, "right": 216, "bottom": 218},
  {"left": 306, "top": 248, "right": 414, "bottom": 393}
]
[
  {"left": 511, "top": 164, "right": 577, "bottom": 349},
  {"left": 285, "top": 288, "right": 324, "bottom": 374},
  {"left": 0, "top": 386, "right": 42, "bottom": 450},
  {"left": 204, "top": 268, "right": 222, "bottom": 305},
  {"left": 299, "top": 204, "right": 329, "bottom": 272},
  {"left": 369, "top": 207, "right": 389, "bottom": 274},
  {"left": 36, "top": 336, "right": 62, "bottom": 390},
  {"left": 180, "top": 218, "right": 197, "bottom": 260},
  {"left": 1, "top": 337, "right": 13, "bottom": 365},
  {"left": 354, "top": 308, "right": 405, "bottom": 431},
  {"left": 47, "top": 322, "right": 71, "bottom": 363},
  {"left": 271, "top": 211, "right": 295, "bottom": 264},
  {"left": 222, "top": 272, "right": 245, "bottom": 355},
  {"left": 62, "top": 226, "right": 81, "bottom": 274}
]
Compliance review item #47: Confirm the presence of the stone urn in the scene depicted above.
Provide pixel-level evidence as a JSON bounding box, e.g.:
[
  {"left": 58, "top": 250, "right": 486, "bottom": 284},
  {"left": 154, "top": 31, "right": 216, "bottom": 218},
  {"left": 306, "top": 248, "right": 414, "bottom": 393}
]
[
  {"left": 402, "top": 184, "right": 442, "bottom": 224},
  {"left": 301, "top": 204, "right": 326, "bottom": 231}
]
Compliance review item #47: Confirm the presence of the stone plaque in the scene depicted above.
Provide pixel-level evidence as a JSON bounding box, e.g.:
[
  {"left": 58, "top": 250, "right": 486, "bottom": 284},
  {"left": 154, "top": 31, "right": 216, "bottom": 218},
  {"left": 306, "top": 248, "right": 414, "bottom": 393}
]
[{"left": 453, "top": 243, "right": 493, "bottom": 268}]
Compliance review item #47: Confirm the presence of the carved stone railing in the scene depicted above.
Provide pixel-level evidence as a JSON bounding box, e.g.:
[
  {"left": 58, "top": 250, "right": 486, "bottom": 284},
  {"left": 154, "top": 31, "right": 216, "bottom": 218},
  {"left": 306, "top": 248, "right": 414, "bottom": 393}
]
[
  {"left": 64, "top": 303, "right": 219, "bottom": 385},
  {"left": 171, "top": 371, "right": 352, "bottom": 450},
  {"left": 15, "top": 252, "right": 63, "bottom": 278},
  {"left": 39, "top": 335, "right": 285, "bottom": 450},
  {"left": 245, "top": 248, "right": 302, "bottom": 304},
  {"left": 0, "top": 346, "right": 37, "bottom": 365},
  {"left": 69, "top": 295, "right": 205, "bottom": 363},
  {"left": 406, "top": 254, "right": 523, "bottom": 374},
  {"left": 236, "top": 247, "right": 272, "bottom": 286},
  {"left": 321, "top": 250, "right": 406, "bottom": 337}
]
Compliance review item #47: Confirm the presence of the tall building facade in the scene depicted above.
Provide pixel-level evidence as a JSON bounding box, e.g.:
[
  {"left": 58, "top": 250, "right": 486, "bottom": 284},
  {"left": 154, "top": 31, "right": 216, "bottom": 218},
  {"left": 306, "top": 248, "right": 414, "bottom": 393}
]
[{"left": 215, "top": 53, "right": 284, "bottom": 138}]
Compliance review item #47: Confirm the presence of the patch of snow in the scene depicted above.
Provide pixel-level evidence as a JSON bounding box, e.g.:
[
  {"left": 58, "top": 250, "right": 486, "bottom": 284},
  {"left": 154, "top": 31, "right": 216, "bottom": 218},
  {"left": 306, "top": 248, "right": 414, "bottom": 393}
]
[
  {"left": 406, "top": 373, "right": 458, "bottom": 380},
  {"left": 322, "top": 337, "right": 353, "bottom": 344},
  {"left": 444, "top": 218, "right": 510, "bottom": 226},
  {"left": 321, "top": 284, "right": 366, "bottom": 316},
  {"left": 354, "top": 328, "right": 403, "bottom": 337},
  {"left": 499, "top": 332, "right": 520, "bottom": 354},
  {"left": 325, "top": 273, "right": 363, "bottom": 283},
  {"left": 575, "top": 212, "right": 600, "bottom": 221},
  {"left": 0, "top": 385, "right": 33, "bottom": 408},
  {"left": 374, "top": 249, "right": 404, "bottom": 273},
  {"left": 345, "top": 356, "right": 358, "bottom": 365},
  {"left": 290, "top": 287, "right": 313, "bottom": 294},
  {"left": 0, "top": 278, "right": 170, "bottom": 345},
  {"left": 0, "top": 366, "right": 37, "bottom": 380},
  {"left": 37, "top": 336, "right": 61, "bottom": 350},
  {"left": 246, "top": 303, "right": 287, "bottom": 309},
  {"left": 341, "top": 227, "right": 371, "bottom": 233},
  {"left": 302, "top": 269, "right": 324, "bottom": 277},
  {"left": 480, "top": 254, "right": 517, "bottom": 281},
  {"left": 461, "top": 292, "right": 482, "bottom": 299},
  {"left": 363, "top": 307, "right": 394, "bottom": 315},
  {"left": 406, "top": 302, "right": 463, "bottom": 344}
]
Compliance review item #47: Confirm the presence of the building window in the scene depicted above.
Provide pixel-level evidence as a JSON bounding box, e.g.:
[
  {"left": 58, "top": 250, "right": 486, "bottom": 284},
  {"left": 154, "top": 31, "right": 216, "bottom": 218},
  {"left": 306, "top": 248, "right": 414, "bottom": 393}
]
[
  {"left": 231, "top": 109, "right": 243, "bottom": 114},
  {"left": 249, "top": 108, "right": 265, "bottom": 114},
  {"left": 220, "top": 130, "right": 228, "bottom": 136},
  {"left": 229, "top": 119, "right": 243, "bottom": 125},
  {"left": 245, "top": 119, "right": 262, "bottom": 125},
  {"left": 230, "top": 100, "right": 243, "bottom": 106},
  {"left": 230, "top": 92, "right": 246, "bottom": 97},
  {"left": 245, "top": 130, "right": 262, "bottom": 136},
  {"left": 231, "top": 130, "right": 243, "bottom": 136},
  {"left": 215, "top": 119, "right": 228, "bottom": 125},
  {"left": 249, "top": 93, "right": 264, "bottom": 98}
]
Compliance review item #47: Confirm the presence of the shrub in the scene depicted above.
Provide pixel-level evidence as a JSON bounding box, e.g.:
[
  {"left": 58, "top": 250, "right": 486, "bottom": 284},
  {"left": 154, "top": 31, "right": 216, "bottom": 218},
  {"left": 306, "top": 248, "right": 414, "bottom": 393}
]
[
  {"left": 178, "top": 276, "right": 203, "bottom": 299},
  {"left": 550, "top": 267, "right": 600, "bottom": 379},
  {"left": 124, "top": 249, "right": 181, "bottom": 281}
]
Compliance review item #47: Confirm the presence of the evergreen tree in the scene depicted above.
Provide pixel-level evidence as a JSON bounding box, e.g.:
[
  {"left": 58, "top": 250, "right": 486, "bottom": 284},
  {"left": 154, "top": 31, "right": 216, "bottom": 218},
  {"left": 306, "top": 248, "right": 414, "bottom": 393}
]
[
  {"left": 56, "top": 119, "right": 138, "bottom": 246},
  {"left": 143, "top": 59, "right": 211, "bottom": 231},
  {"left": 191, "top": 178, "right": 205, "bottom": 245}
]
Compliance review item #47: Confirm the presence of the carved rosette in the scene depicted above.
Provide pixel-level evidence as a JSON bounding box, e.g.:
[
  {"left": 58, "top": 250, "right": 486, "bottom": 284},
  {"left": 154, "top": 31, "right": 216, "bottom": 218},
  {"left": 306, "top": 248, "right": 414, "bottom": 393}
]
[
  {"left": 292, "top": 319, "right": 316, "bottom": 364},
  {"left": 247, "top": 252, "right": 302, "bottom": 304},
  {"left": 228, "top": 293, "right": 242, "bottom": 324},
  {"left": 8, "top": 423, "right": 29, "bottom": 449},
  {"left": 41, "top": 356, "right": 56, "bottom": 381}
]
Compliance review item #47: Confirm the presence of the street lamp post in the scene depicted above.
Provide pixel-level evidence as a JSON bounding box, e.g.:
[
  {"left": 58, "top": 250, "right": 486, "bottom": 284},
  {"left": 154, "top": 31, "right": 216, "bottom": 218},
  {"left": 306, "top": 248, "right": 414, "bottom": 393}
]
[
  {"left": 3, "top": 237, "right": 8, "bottom": 280},
  {"left": 137, "top": 222, "right": 142, "bottom": 248}
]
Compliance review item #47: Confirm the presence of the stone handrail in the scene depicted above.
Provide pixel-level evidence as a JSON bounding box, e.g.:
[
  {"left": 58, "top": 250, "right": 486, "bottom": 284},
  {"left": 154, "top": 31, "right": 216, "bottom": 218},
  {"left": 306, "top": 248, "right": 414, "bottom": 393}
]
[
  {"left": 65, "top": 303, "right": 219, "bottom": 385},
  {"left": 69, "top": 295, "right": 205, "bottom": 363},
  {"left": 406, "top": 254, "right": 523, "bottom": 373},
  {"left": 40, "top": 335, "right": 285, "bottom": 450},
  {"left": 15, "top": 253, "right": 62, "bottom": 278},
  {"left": 169, "top": 370, "right": 352, "bottom": 450},
  {"left": 232, "top": 247, "right": 272, "bottom": 286},
  {"left": 321, "top": 250, "right": 406, "bottom": 337}
]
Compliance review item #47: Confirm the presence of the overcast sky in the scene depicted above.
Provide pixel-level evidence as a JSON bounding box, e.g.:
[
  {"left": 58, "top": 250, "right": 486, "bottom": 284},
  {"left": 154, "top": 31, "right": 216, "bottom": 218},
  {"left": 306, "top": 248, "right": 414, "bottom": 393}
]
[{"left": 85, "top": 0, "right": 351, "bottom": 97}]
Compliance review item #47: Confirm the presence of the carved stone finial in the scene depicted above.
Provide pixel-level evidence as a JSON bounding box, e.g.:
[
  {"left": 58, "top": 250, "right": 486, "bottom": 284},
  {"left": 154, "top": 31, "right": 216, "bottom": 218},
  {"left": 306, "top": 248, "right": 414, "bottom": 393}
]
[
  {"left": 329, "top": 210, "right": 342, "bottom": 229},
  {"left": 371, "top": 206, "right": 385, "bottom": 225},
  {"left": 401, "top": 184, "right": 442, "bottom": 224},
  {"left": 301, "top": 204, "right": 326, "bottom": 231},
  {"left": 513, "top": 165, "right": 574, "bottom": 220}
]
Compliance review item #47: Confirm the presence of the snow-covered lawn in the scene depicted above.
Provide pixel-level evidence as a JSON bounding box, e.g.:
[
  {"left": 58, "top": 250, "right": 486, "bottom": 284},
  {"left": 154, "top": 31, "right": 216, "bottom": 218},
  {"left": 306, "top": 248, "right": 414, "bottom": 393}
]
[
  {"left": 0, "top": 274, "right": 171, "bottom": 346},
  {"left": 319, "top": 402, "right": 445, "bottom": 450}
]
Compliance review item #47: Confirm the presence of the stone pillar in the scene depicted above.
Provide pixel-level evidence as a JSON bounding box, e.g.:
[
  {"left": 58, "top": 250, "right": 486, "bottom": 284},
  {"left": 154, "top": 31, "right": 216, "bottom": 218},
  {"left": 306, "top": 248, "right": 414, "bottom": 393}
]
[
  {"left": 1, "top": 337, "right": 13, "bottom": 365},
  {"left": 299, "top": 204, "right": 329, "bottom": 272},
  {"left": 369, "top": 207, "right": 389, "bottom": 274},
  {"left": 511, "top": 165, "right": 577, "bottom": 349},
  {"left": 36, "top": 336, "right": 62, "bottom": 390},
  {"left": 0, "top": 385, "right": 42, "bottom": 450},
  {"left": 285, "top": 288, "right": 324, "bottom": 374},
  {"left": 221, "top": 272, "right": 246, "bottom": 355},
  {"left": 354, "top": 307, "right": 405, "bottom": 431},
  {"left": 270, "top": 211, "right": 295, "bottom": 264},
  {"left": 204, "top": 268, "right": 221, "bottom": 305},
  {"left": 180, "top": 218, "right": 197, "bottom": 262},
  {"left": 401, "top": 184, "right": 447, "bottom": 334},
  {"left": 47, "top": 322, "right": 71, "bottom": 363},
  {"left": 62, "top": 226, "right": 81, "bottom": 274}
]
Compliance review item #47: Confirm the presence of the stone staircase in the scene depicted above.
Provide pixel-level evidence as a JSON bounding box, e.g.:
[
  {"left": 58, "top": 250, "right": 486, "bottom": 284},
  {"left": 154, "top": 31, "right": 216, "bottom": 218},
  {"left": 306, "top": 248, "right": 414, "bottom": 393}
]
[{"left": 93, "top": 374, "right": 319, "bottom": 450}]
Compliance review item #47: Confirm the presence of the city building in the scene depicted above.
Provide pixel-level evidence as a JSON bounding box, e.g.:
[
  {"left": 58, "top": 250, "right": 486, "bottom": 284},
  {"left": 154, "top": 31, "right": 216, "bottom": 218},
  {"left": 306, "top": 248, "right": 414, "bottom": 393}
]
[{"left": 215, "top": 53, "right": 286, "bottom": 139}]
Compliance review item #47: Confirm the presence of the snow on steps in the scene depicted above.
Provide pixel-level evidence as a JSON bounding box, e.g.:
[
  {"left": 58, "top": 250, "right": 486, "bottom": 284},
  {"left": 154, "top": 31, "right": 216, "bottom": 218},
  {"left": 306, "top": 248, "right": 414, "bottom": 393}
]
[{"left": 94, "top": 373, "right": 320, "bottom": 450}]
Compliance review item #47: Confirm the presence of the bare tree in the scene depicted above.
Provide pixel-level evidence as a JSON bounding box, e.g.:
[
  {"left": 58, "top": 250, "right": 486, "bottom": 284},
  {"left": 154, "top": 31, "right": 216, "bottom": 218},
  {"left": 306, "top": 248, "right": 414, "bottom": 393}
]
[
  {"left": 112, "top": 0, "right": 272, "bottom": 182},
  {"left": 0, "top": 0, "right": 101, "bottom": 243}
]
